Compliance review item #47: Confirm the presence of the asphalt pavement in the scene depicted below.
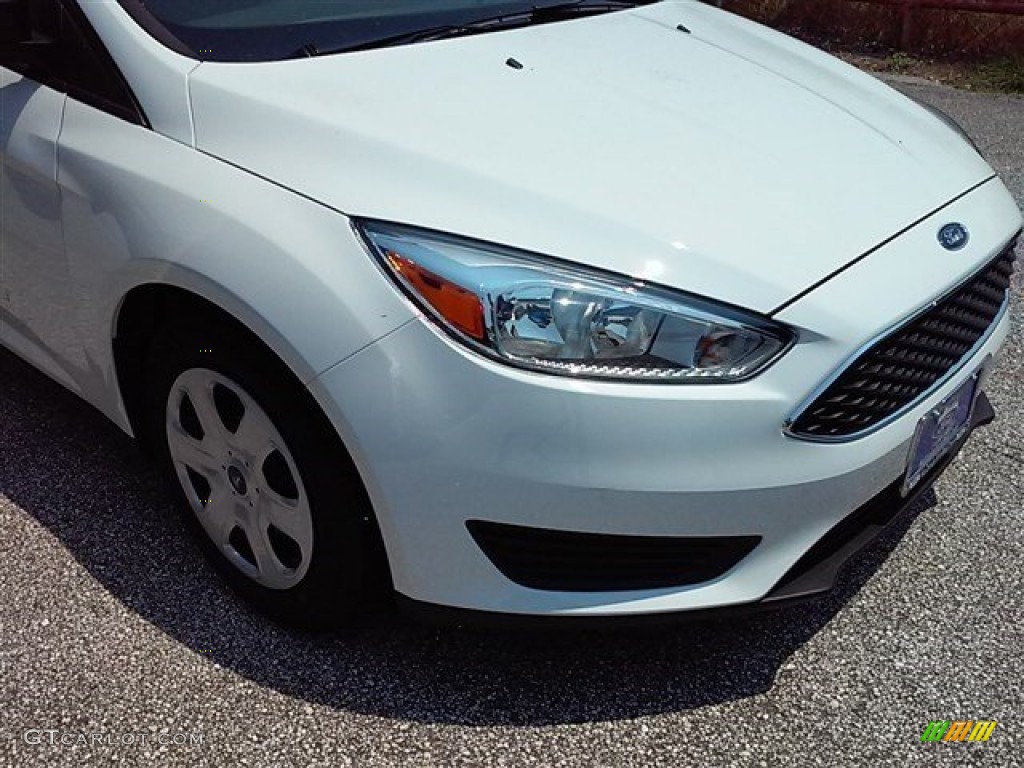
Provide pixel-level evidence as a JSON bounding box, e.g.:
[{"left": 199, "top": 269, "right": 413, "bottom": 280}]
[{"left": 1, "top": 79, "right": 1022, "bottom": 768}]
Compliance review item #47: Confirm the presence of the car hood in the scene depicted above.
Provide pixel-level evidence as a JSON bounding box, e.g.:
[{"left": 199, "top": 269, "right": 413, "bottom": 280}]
[{"left": 187, "top": 0, "right": 994, "bottom": 314}]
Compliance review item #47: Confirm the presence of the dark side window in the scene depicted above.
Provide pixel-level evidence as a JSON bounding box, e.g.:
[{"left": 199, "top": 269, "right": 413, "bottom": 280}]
[{"left": 1, "top": 0, "right": 145, "bottom": 126}]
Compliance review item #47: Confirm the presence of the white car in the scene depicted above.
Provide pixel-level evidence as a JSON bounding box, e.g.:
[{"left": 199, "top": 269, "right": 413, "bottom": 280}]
[{"left": 1, "top": 0, "right": 1020, "bottom": 627}]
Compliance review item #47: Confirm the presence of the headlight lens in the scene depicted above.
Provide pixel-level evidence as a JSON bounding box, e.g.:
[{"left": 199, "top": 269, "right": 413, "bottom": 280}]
[{"left": 356, "top": 221, "right": 794, "bottom": 383}]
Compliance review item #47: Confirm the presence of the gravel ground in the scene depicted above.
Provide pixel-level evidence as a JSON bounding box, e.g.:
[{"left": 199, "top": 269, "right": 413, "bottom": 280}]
[{"left": 1, "top": 81, "right": 1022, "bottom": 768}]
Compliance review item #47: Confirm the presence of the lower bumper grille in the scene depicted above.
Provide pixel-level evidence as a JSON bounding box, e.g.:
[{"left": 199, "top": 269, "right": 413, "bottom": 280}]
[
  {"left": 790, "top": 240, "right": 1017, "bottom": 440},
  {"left": 467, "top": 521, "right": 760, "bottom": 592}
]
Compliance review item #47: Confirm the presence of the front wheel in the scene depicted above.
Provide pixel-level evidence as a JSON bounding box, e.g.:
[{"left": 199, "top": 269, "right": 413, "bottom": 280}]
[{"left": 146, "top": 320, "right": 382, "bottom": 629}]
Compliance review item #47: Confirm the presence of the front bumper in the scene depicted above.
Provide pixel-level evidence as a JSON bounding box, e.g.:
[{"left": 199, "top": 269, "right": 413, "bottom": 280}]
[
  {"left": 399, "top": 391, "right": 995, "bottom": 629},
  {"left": 310, "top": 303, "right": 1009, "bottom": 618}
]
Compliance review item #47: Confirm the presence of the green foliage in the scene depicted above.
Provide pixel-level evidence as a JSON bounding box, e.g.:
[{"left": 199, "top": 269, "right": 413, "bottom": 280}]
[
  {"left": 967, "top": 57, "right": 1024, "bottom": 94},
  {"left": 886, "top": 52, "right": 917, "bottom": 74}
]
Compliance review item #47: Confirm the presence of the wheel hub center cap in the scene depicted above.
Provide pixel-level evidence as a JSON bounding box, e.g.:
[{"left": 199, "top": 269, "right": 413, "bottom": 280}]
[{"left": 227, "top": 465, "right": 248, "bottom": 496}]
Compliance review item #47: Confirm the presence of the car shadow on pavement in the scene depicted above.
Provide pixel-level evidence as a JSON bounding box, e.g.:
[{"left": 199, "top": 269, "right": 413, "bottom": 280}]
[{"left": 0, "top": 346, "right": 937, "bottom": 727}]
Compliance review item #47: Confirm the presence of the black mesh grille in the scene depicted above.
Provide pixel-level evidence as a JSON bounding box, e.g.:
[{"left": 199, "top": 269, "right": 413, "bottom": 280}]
[
  {"left": 791, "top": 242, "right": 1018, "bottom": 439},
  {"left": 467, "top": 521, "right": 760, "bottom": 592}
]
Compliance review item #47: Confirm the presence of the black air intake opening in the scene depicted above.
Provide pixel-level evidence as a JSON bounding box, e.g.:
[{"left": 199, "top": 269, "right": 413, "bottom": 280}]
[{"left": 468, "top": 521, "right": 761, "bottom": 592}]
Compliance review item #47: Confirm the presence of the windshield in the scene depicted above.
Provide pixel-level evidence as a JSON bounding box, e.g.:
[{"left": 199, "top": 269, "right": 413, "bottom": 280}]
[{"left": 117, "top": 1, "right": 655, "bottom": 62}]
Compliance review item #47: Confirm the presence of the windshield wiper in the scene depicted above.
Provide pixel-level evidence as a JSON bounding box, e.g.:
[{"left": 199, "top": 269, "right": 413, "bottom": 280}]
[{"left": 291, "top": 1, "right": 655, "bottom": 58}]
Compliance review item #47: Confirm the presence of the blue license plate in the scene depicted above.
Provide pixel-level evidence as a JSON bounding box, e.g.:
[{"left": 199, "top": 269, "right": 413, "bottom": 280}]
[{"left": 902, "top": 374, "right": 979, "bottom": 495}]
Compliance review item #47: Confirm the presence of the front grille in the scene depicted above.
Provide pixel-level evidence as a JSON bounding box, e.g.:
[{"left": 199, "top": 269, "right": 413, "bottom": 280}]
[
  {"left": 467, "top": 521, "right": 761, "bottom": 592},
  {"left": 790, "top": 241, "right": 1018, "bottom": 440}
]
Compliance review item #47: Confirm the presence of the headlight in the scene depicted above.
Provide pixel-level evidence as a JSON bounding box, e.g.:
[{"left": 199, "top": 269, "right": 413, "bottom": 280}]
[{"left": 356, "top": 221, "right": 794, "bottom": 383}]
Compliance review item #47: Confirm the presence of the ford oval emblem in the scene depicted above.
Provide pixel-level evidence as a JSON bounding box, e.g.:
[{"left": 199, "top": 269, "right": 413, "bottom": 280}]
[{"left": 938, "top": 223, "right": 969, "bottom": 251}]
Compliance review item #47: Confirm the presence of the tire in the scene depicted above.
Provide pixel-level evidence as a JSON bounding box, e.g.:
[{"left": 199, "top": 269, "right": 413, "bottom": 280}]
[{"left": 144, "top": 316, "right": 385, "bottom": 630}]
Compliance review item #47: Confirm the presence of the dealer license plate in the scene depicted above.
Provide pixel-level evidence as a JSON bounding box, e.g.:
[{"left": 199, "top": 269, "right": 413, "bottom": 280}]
[{"left": 902, "top": 373, "right": 979, "bottom": 496}]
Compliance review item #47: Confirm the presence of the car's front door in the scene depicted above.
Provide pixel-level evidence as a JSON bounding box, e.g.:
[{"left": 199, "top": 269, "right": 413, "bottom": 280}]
[
  {"left": 0, "top": 53, "right": 68, "bottom": 383},
  {"left": 1, "top": 0, "right": 146, "bottom": 395}
]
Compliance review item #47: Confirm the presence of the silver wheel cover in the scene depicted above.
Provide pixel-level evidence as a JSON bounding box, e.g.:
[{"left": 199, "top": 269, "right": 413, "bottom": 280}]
[{"left": 165, "top": 368, "right": 314, "bottom": 590}]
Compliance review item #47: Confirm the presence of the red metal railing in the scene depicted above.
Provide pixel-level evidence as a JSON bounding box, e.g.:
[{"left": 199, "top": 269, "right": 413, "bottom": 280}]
[
  {"left": 854, "top": 0, "right": 1024, "bottom": 10},
  {"left": 853, "top": 0, "right": 1024, "bottom": 47},
  {"left": 715, "top": 0, "right": 1024, "bottom": 52}
]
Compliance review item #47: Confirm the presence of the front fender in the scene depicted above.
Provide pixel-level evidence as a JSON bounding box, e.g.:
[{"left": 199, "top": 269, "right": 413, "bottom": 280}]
[{"left": 56, "top": 98, "right": 414, "bottom": 431}]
